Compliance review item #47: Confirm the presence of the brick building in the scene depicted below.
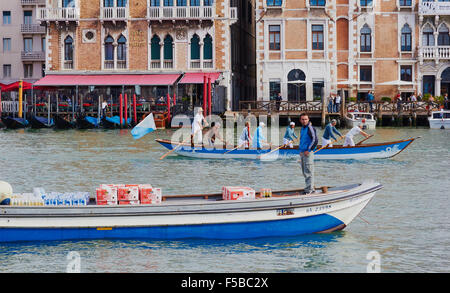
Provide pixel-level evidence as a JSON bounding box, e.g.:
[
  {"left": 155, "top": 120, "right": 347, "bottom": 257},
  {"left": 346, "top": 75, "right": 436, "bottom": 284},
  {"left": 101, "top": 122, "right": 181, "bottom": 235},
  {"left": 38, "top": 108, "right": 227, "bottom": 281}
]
[
  {"left": 34, "top": 0, "right": 253, "bottom": 112},
  {"left": 255, "top": 0, "right": 450, "bottom": 102}
]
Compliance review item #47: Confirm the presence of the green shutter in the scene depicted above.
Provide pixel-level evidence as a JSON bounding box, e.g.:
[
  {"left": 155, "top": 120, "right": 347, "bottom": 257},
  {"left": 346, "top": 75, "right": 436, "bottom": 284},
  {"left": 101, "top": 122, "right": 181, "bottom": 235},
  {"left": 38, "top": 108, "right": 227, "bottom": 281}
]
[
  {"left": 191, "top": 35, "right": 200, "bottom": 60},
  {"left": 203, "top": 35, "right": 212, "bottom": 60},
  {"left": 164, "top": 35, "right": 173, "bottom": 60},
  {"left": 151, "top": 36, "right": 160, "bottom": 60}
]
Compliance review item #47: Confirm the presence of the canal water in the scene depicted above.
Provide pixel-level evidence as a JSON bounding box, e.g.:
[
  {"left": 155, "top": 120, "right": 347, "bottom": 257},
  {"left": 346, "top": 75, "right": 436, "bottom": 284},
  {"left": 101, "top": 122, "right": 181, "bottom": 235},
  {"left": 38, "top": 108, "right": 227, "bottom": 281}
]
[{"left": 0, "top": 126, "right": 448, "bottom": 273}]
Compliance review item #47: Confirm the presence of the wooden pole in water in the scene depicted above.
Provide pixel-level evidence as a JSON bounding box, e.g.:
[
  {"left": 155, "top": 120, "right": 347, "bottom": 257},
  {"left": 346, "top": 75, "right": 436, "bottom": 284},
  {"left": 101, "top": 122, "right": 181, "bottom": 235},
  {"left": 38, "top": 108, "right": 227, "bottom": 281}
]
[
  {"left": 321, "top": 94, "right": 326, "bottom": 128},
  {"left": 133, "top": 94, "right": 137, "bottom": 125},
  {"left": 203, "top": 75, "right": 207, "bottom": 114},
  {"left": 47, "top": 94, "right": 50, "bottom": 125},
  {"left": 97, "top": 95, "right": 101, "bottom": 125},
  {"left": 18, "top": 80, "right": 23, "bottom": 118},
  {"left": 0, "top": 87, "right": 2, "bottom": 117},
  {"left": 167, "top": 92, "right": 171, "bottom": 124},
  {"left": 119, "top": 93, "right": 123, "bottom": 127},
  {"left": 124, "top": 93, "right": 128, "bottom": 126},
  {"left": 208, "top": 77, "right": 212, "bottom": 117}
]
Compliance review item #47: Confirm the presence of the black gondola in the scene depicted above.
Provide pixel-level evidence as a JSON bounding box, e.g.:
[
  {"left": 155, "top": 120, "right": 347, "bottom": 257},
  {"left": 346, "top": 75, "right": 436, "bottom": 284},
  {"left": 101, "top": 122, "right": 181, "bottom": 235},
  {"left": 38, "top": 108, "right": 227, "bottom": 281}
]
[
  {"left": 53, "top": 114, "right": 76, "bottom": 129},
  {"left": 76, "top": 114, "right": 99, "bottom": 129},
  {"left": 101, "top": 116, "right": 132, "bottom": 129},
  {"left": 29, "top": 116, "right": 54, "bottom": 129},
  {"left": 1, "top": 117, "right": 29, "bottom": 129}
]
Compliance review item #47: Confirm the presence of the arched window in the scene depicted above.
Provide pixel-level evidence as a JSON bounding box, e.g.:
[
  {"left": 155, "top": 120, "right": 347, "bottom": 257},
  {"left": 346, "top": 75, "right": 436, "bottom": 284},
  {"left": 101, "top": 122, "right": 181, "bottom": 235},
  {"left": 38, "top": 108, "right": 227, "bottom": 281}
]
[
  {"left": 360, "top": 24, "right": 371, "bottom": 52},
  {"left": 203, "top": 34, "right": 213, "bottom": 60},
  {"left": 438, "top": 24, "right": 450, "bottom": 46},
  {"left": 151, "top": 35, "right": 161, "bottom": 60},
  {"left": 164, "top": 35, "right": 173, "bottom": 60},
  {"left": 191, "top": 34, "right": 200, "bottom": 60},
  {"left": 401, "top": 24, "right": 412, "bottom": 51},
  {"left": 64, "top": 36, "right": 73, "bottom": 61},
  {"left": 117, "top": 35, "right": 127, "bottom": 61},
  {"left": 287, "top": 69, "right": 306, "bottom": 102},
  {"left": 104, "top": 35, "right": 114, "bottom": 61},
  {"left": 422, "top": 25, "right": 435, "bottom": 47}
]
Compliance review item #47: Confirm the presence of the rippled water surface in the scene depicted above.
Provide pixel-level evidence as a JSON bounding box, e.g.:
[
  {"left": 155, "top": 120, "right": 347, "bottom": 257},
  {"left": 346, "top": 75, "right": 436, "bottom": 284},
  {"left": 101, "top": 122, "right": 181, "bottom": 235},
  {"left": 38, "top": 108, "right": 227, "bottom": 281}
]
[{"left": 0, "top": 126, "right": 448, "bottom": 272}]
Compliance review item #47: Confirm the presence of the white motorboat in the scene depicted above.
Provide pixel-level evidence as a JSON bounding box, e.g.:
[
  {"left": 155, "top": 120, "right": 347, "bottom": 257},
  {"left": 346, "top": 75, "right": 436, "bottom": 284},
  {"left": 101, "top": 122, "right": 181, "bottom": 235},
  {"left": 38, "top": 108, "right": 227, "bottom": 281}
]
[
  {"left": 345, "top": 112, "right": 376, "bottom": 130},
  {"left": 428, "top": 110, "right": 450, "bottom": 129}
]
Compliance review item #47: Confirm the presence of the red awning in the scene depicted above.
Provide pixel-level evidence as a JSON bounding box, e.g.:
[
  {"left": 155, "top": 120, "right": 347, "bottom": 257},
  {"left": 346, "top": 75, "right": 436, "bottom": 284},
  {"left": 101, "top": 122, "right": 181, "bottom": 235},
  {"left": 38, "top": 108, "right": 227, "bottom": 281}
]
[
  {"left": 0, "top": 81, "right": 55, "bottom": 92},
  {"left": 178, "top": 72, "right": 221, "bottom": 84},
  {"left": 34, "top": 74, "right": 181, "bottom": 87}
]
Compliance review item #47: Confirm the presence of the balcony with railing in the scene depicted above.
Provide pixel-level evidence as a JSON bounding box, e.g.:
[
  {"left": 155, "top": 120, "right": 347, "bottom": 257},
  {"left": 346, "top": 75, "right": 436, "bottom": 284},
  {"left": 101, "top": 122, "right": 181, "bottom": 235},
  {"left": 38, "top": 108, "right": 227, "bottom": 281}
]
[
  {"left": 147, "top": 5, "right": 215, "bottom": 21},
  {"left": 419, "top": 0, "right": 450, "bottom": 15},
  {"left": 37, "top": 7, "right": 80, "bottom": 22},
  {"left": 21, "top": 0, "right": 45, "bottom": 5},
  {"left": 21, "top": 51, "right": 45, "bottom": 61},
  {"left": 419, "top": 46, "right": 450, "bottom": 61},
  {"left": 100, "top": 5, "right": 129, "bottom": 22},
  {"left": 21, "top": 24, "right": 46, "bottom": 34}
]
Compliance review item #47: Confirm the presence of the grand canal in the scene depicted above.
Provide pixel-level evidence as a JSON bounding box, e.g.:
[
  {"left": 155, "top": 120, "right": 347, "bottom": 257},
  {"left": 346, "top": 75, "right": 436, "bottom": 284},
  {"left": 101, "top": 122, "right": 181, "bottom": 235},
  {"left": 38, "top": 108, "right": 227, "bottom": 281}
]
[{"left": 0, "top": 126, "right": 448, "bottom": 272}]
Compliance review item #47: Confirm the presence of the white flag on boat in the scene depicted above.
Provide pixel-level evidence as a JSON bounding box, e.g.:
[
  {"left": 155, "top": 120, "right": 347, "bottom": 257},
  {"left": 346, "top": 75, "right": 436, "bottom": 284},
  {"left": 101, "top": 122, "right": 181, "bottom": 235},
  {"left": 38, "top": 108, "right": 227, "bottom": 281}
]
[{"left": 131, "top": 113, "right": 156, "bottom": 140}]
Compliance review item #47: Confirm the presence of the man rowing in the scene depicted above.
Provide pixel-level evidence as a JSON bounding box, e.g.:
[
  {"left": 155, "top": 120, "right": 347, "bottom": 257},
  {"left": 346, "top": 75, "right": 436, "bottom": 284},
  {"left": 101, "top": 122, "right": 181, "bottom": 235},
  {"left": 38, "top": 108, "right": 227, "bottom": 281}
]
[
  {"left": 283, "top": 122, "right": 298, "bottom": 148},
  {"left": 322, "top": 119, "right": 342, "bottom": 147},
  {"left": 343, "top": 121, "right": 371, "bottom": 147},
  {"left": 238, "top": 121, "right": 252, "bottom": 149},
  {"left": 252, "top": 122, "right": 271, "bottom": 149},
  {"left": 191, "top": 107, "right": 208, "bottom": 146}
]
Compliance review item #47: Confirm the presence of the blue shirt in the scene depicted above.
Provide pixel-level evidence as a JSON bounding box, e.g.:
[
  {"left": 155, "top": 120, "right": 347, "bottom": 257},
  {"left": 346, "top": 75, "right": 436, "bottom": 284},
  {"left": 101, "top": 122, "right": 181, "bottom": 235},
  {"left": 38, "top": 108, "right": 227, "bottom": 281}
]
[
  {"left": 239, "top": 126, "right": 250, "bottom": 142},
  {"left": 322, "top": 123, "right": 342, "bottom": 140},
  {"left": 283, "top": 126, "right": 298, "bottom": 141},
  {"left": 299, "top": 123, "right": 318, "bottom": 153},
  {"left": 252, "top": 126, "right": 266, "bottom": 149}
]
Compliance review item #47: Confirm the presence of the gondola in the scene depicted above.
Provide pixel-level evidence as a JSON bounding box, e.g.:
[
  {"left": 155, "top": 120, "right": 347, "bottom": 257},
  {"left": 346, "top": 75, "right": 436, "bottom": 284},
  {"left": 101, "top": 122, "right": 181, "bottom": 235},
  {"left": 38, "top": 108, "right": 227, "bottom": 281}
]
[
  {"left": 156, "top": 137, "right": 419, "bottom": 160},
  {"left": 53, "top": 114, "right": 76, "bottom": 129},
  {"left": 0, "top": 181, "right": 382, "bottom": 242},
  {"left": 101, "top": 116, "right": 132, "bottom": 129},
  {"left": 1, "top": 117, "right": 29, "bottom": 129},
  {"left": 76, "top": 114, "right": 99, "bottom": 129},
  {"left": 29, "top": 116, "right": 54, "bottom": 129}
]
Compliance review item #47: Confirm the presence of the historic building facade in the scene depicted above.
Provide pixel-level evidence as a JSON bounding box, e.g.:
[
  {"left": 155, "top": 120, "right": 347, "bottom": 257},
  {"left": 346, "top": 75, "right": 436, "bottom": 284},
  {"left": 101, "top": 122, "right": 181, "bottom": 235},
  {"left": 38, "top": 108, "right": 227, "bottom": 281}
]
[
  {"left": 37, "top": 0, "right": 246, "bottom": 111},
  {"left": 255, "top": 0, "right": 450, "bottom": 102}
]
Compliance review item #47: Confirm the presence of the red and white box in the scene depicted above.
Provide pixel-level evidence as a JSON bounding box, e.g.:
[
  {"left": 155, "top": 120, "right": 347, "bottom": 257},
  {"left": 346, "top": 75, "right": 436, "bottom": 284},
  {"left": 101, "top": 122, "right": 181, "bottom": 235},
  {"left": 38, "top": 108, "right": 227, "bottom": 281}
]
[
  {"left": 140, "top": 185, "right": 162, "bottom": 204},
  {"left": 96, "top": 185, "right": 118, "bottom": 205},
  {"left": 222, "top": 186, "right": 255, "bottom": 201},
  {"left": 118, "top": 186, "right": 139, "bottom": 201}
]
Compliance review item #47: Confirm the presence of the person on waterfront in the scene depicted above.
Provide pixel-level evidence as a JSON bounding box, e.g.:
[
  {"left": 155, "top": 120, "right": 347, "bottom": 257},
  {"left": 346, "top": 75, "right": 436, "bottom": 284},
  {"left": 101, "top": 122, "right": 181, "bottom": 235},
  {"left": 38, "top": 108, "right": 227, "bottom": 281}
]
[
  {"left": 205, "top": 122, "right": 224, "bottom": 147},
  {"left": 101, "top": 100, "right": 108, "bottom": 117},
  {"left": 444, "top": 94, "right": 449, "bottom": 109},
  {"left": 417, "top": 92, "right": 422, "bottom": 101},
  {"left": 322, "top": 119, "right": 342, "bottom": 148},
  {"left": 298, "top": 113, "right": 318, "bottom": 195},
  {"left": 335, "top": 93, "right": 341, "bottom": 112},
  {"left": 410, "top": 93, "right": 417, "bottom": 110},
  {"left": 327, "top": 94, "right": 334, "bottom": 113},
  {"left": 276, "top": 92, "right": 282, "bottom": 111},
  {"left": 343, "top": 123, "right": 371, "bottom": 147},
  {"left": 238, "top": 121, "right": 252, "bottom": 149},
  {"left": 252, "top": 122, "right": 270, "bottom": 149},
  {"left": 191, "top": 107, "right": 208, "bottom": 146},
  {"left": 396, "top": 94, "right": 402, "bottom": 112},
  {"left": 367, "top": 91, "right": 374, "bottom": 112},
  {"left": 283, "top": 122, "right": 298, "bottom": 148}
]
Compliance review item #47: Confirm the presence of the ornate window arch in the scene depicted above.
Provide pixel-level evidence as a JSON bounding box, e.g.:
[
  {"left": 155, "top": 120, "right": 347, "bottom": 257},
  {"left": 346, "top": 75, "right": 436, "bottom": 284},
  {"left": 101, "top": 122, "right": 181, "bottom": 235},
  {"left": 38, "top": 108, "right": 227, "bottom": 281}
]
[
  {"left": 64, "top": 35, "right": 73, "bottom": 61},
  {"left": 422, "top": 23, "right": 435, "bottom": 47},
  {"left": 151, "top": 34, "right": 161, "bottom": 60},
  {"left": 203, "top": 34, "right": 213, "bottom": 60},
  {"left": 117, "top": 34, "right": 127, "bottom": 61},
  {"left": 401, "top": 23, "right": 412, "bottom": 51},
  {"left": 360, "top": 24, "right": 372, "bottom": 52},
  {"left": 163, "top": 34, "right": 173, "bottom": 60},
  {"left": 438, "top": 23, "right": 450, "bottom": 46},
  {"left": 190, "top": 34, "right": 200, "bottom": 60}
]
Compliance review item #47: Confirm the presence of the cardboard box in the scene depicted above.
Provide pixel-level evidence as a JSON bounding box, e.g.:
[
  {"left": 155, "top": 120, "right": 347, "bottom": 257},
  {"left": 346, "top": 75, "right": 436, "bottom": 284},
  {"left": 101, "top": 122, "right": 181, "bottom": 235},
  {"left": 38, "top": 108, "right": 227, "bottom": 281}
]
[
  {"left": 96, "top": 200, "right": 117, "bottom": 206},
  {"left": 140, "top": 187, "right": 162, "bottom": 204},
  {"left": 222, "top": 186, "right": 255, "bottom": 201},
  {"left": 118, "top": 186, "right": 139, "bottom": 201},
  {"left": 96, "top": 187, "right": 117, "bottom": 202}
]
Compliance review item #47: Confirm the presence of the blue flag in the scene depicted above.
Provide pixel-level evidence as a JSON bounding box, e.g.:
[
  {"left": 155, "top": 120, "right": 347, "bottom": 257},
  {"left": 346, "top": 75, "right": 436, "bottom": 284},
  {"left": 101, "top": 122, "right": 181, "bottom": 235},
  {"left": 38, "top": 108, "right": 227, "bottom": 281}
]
[{"left": 131, "top": 113, "right": 156, "bottom": 140}]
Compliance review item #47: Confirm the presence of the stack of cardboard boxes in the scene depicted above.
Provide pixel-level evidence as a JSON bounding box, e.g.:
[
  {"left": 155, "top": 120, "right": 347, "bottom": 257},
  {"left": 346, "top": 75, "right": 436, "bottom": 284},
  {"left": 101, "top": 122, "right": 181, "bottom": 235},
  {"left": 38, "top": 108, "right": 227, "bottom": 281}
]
[{"left": 96, "top": 184, "right": 162, "bottom": 205}]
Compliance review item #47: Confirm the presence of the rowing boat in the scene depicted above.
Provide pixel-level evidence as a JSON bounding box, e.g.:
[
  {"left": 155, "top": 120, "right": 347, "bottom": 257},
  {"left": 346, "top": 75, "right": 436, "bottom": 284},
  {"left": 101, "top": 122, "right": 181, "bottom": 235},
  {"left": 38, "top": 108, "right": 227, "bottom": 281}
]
[
  {"left": 0, "top": 181, "right": 382, "bottom": 242},
  {"left": 156, "top": 137, "right": 419, "bottom": 160}
]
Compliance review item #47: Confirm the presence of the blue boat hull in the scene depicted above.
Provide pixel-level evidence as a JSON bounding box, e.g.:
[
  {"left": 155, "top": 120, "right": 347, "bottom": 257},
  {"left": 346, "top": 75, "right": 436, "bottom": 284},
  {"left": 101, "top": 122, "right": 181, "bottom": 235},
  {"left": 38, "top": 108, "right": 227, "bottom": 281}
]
[
  {"left": 155, "top": 137, "right": 418, "bottom": 160},
  {"left": 0, "top": 214, "right": 344, "bottom": 243}
]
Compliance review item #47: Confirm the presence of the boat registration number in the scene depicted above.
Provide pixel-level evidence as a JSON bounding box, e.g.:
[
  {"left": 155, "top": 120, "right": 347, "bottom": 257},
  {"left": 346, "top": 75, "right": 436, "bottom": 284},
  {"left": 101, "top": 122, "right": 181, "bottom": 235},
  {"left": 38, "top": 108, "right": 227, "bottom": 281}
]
[
  {"left": 276, "top": 208, "right": 294, "bottom": 216},
  {"left": 305, "top": 204, "right": 332, "bottom": 213}
]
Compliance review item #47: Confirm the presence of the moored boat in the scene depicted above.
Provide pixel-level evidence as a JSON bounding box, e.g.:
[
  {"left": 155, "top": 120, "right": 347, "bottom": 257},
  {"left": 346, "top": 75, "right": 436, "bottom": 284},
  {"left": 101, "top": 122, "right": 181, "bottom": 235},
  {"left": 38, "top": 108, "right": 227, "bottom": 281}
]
[
  {"left": 428, "top": 110, "right": 450, "bottom": 129},
  {"left": 29, "top": 115, "right": 54, "bottom": 129},
  {"left": 156, "top": 137, "right": 419, "bottom": 160},
  {"left": 1, "top": 117, "right": 29, "bottom": 129},
  {"left": 53, "top": 114, "right": 76, "bottom": 129},
  {"left": 76, "top": 115, "right": 99, "bottom": 129},
  {"left": 101, "top": 116, "right": 132, "bottom": 129},
  {"left": 0, "top": 181, "right": 382, "bottom": 243},
  {"left": 345, "top": 112, "right": 376, "bottom": 130}
]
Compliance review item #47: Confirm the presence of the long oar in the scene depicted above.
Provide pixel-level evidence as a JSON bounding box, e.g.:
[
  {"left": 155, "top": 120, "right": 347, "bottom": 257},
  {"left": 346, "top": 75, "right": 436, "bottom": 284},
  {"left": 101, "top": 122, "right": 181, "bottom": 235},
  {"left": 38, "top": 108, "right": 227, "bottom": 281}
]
[
  {"left": 356, "top": 134, "right": 374, "bottom": 145},
  {"left": 258, "top": 138, "right": 298, "bottom": 159},
  {"left": 313, "top": 133, "right": 346, "bottom": 154},
  {"left": 159, "top": 129, "right": 201, "bottom": 160},
  {"left": 224, "top": 142, "right": 246, "bottom": 155}
]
